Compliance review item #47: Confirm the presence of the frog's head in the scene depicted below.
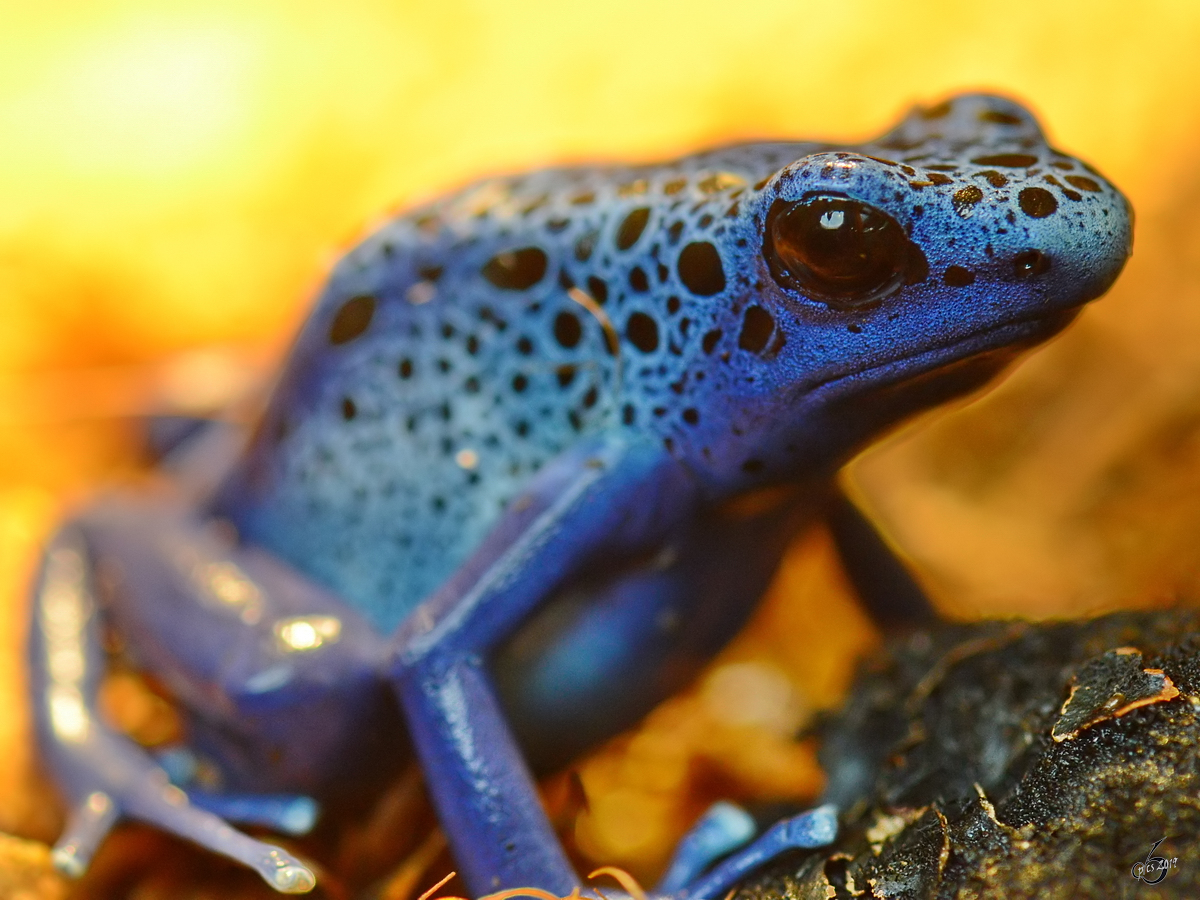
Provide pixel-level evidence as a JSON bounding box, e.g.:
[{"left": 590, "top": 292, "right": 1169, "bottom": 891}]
[{"left": 681, "top": 94, "right": 1132, "bottom": 493}]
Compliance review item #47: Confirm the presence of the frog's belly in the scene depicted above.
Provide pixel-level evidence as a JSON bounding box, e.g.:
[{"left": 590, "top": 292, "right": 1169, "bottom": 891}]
[{"left": 495, "top": 486, "right": 809, "bottom": 772}]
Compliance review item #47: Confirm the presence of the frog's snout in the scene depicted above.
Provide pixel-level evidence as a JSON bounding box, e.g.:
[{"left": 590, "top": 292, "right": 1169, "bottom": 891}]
[{"left": 1052, "top": 184, "right": 1134, "bottom": 307}]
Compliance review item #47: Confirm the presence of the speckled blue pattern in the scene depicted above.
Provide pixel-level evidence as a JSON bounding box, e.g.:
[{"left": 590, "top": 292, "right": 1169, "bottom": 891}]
[{"left": 216, "top": 94, "right": 1131, "bottom": 633}]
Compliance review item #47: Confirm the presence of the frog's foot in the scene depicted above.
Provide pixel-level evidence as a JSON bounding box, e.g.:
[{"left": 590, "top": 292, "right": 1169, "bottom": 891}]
[
  {"left": 657, "top": 803, "right": 838, "bottom": 900},
  {"left": 30, "top": 529, "right": 317, "bottom": 894},
  {"left": 655, "top": 802, "right": 756, "bottom": 894},
  {"left": 48, "top": 736, "right": 317, "bottom": 893}
]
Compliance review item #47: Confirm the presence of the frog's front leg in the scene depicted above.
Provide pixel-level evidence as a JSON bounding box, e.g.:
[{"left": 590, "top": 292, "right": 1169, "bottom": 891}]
[
  {"left": 826, "top": 484, "right": 939, "bottom": 629},
  {"left": 389, "top": 435, "right": 835, "bottom": 895},
  {"left": 389, "top": 434, "right": 700, "bottom": 893}
]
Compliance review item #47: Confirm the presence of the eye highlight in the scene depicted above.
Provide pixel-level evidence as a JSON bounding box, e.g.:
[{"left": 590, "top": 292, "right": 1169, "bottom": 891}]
[{"left": 764, "top": 194, "right": 921, "bottom": 308}]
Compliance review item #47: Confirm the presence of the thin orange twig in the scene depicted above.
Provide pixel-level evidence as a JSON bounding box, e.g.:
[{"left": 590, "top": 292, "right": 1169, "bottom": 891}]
[
  {"left": 417, "top": 871, "right": 459, "bottom": 900},
  {"left": 587, "top": 866, "right": 649, "bottom": 900}
]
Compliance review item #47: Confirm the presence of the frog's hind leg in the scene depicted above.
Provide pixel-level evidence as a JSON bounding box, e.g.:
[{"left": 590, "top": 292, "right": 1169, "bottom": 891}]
[{"left": 29, "top": 526, "right": 317, "bottom": 893}]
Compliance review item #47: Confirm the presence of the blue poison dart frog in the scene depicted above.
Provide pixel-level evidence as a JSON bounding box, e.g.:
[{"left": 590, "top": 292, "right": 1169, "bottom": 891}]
[{"left": 29, "top": 94, "right": 1131, "bottom": 896}]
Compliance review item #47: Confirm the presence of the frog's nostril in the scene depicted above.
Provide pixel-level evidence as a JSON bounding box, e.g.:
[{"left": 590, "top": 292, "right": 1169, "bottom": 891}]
[{"left": 1013, "top": 250, "right": 1051, "bottom": 280}]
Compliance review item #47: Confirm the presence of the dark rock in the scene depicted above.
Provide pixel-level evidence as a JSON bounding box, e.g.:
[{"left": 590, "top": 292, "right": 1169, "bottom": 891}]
[{"left": 737, "top": 610, "right": 1200, "bottom": 899}]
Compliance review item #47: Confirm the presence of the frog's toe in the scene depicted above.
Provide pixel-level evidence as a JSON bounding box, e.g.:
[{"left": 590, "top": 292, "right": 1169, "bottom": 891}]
[
  {"left": 154, "top": 747, "right": 319, "bottom": 836},
  {"left": 122, "top": 778, "right": 317, "bottom": 892},
  {"left": 656, "top": 802, "right": 756, "bottom": 894},
  {"left": 190, "top": 790, "right": 319, "bottom": 836},
  {"left": 51, "top": 791, "right": 120, "bottom": 877},
  {"left": 666, "top": 804, "right": 837, "bottom": 900}
]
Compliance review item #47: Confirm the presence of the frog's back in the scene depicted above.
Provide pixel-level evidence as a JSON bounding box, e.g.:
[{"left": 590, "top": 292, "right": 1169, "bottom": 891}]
[
  {"left": 216, "top": 141, "right": 828, "bottom": 631},
  {"left": 214, "top": 94, "right": 1133, "bottom": 633}
]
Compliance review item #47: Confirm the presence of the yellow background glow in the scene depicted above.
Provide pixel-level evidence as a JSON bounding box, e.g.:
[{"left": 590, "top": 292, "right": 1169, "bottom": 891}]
[{"left": 2, "top": 0, "right": 1199, "bottom": 893}]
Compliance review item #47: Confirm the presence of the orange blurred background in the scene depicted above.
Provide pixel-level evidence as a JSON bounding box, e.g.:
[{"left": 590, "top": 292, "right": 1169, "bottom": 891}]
[{"left": 2, "top": 0, "right": 1200, "bottom": 893}]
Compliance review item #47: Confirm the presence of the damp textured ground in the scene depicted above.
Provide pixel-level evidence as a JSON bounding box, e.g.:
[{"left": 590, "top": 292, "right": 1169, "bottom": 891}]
[{"left": 735, "top": 610, "right": 1200, "bottom": 900}]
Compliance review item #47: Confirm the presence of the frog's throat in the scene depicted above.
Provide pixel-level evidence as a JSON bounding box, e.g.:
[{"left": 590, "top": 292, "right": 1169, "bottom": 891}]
[{"left": 806, "top": 306, "right": 1078, "bottom": 401}]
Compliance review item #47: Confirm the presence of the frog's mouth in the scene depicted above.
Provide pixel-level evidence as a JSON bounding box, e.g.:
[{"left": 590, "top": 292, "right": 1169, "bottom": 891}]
[{"left": 807, "top": 307, "right": 1079, "bottom": 403}]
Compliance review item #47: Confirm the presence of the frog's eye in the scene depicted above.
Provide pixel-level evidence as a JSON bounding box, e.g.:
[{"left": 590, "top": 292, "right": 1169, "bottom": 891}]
[{"left": 764, "top": 194, "right": 917, "bottom": 308}]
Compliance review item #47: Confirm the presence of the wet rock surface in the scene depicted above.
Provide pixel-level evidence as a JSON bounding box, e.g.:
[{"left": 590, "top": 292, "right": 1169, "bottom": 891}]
[{"left": 737, "top": 610, "right": 1200, "bottom": 900}]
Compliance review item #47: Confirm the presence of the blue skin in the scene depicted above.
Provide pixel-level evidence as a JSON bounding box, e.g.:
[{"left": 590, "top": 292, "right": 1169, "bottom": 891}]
[{"left": 29, "top": 94, "right": 1131, "bottom": 895}]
